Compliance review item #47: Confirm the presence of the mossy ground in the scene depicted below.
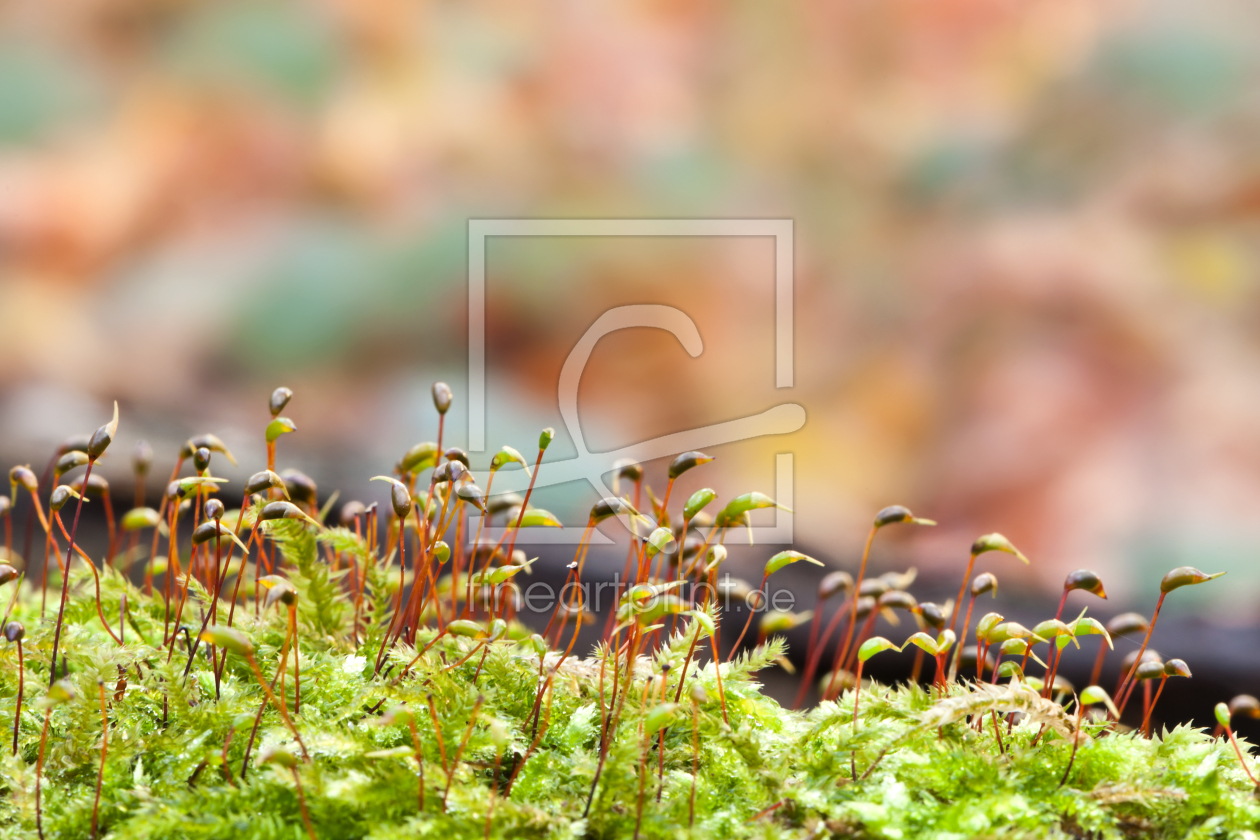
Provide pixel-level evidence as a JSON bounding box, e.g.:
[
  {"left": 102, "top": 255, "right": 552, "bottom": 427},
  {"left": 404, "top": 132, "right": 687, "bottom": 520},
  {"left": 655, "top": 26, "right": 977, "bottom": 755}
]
[{"left": 1, "top": 541, "right": 1257, "bottom": 840}]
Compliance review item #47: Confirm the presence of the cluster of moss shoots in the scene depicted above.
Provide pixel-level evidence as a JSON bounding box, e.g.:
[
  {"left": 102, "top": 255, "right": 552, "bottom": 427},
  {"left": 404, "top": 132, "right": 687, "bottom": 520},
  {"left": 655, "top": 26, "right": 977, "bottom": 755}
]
[{"left": 0, "top": 386, "right": 1255, "bottom": 839}]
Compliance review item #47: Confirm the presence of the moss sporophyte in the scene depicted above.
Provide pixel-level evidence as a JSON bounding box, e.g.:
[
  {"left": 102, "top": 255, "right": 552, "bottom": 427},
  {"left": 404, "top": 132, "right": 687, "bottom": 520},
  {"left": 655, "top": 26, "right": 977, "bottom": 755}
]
[{"left": 0, "top": 388, "right": 1251, "bottom": 839}]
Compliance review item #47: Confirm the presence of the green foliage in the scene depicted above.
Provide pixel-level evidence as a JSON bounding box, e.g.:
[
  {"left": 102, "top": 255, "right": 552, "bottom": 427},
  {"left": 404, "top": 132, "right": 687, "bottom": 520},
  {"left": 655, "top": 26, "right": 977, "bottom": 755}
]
[{"left": 2, "top": 577, "right": 1258, "bottom": 839}]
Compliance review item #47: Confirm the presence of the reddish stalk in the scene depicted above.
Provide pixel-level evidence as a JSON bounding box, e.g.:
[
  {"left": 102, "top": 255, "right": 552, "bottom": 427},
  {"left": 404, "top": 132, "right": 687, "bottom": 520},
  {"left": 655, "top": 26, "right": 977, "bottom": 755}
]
[
  {"left": 501, "top": 446, "right": 544, "bottom": 572},
  {"left": 35, "top": 706, "right": 51, "bottom": 840},
  {"left": 1115, "top": 592, "right": 1166, "bottom": 716},
  {"left": 1223, "top": 722, "right": 1260, "bottom": 786},
  {"left": 725, "top": 570, "right": 769, "bottom": 663},
  {"left": 504, "top": 682, "right": 554, "bottom": 797},
  {"left": 1089, "top": 639, "right": 1109, "bottom": 688},
  {"left": 425, "top": 695, "right": 450, "bottom": 773},
  {"left": 441, "top": 696, "right": 482, "bottom": 812},
  {"left": 244, "top": 652, "right": 308, "bottom": 760},
  {"left": 289, "top": 768, "right": 318, "bottom": 840},
  {"left": 1141, "top": 676, "right": 1168, "bottom": 737},
  {"left": 10, "top": 638, "right": 22, "bottom": 755},
  {"left": 796, "top": 595, "right": 853, "bottom": 704},
  {"left": 47, "top": 459, "right": 94, "bottom": 684},
  {"left": 91, "top": 682, "right": 108, "bottom": 839}
]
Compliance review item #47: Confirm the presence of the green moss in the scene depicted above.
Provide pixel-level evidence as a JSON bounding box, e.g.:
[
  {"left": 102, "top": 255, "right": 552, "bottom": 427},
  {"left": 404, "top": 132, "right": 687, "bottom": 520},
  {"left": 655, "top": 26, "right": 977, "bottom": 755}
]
[{"left": 1, "top": 557, "right": 1257, "bottom": 840}]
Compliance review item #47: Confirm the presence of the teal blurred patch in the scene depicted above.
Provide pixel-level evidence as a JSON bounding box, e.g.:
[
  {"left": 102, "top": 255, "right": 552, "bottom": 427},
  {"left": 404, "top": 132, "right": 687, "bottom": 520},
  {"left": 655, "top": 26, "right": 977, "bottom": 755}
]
[
  {"left": 0, "top": 43, "right": 97, "bottom": 145},
  {"left": 161, "top": 0, "right": 341, "bottom": 107}
]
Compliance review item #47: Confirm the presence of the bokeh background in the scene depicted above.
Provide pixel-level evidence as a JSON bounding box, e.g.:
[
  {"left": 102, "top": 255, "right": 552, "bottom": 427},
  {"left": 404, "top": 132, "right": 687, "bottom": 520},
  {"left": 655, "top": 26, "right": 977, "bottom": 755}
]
[{"left": 2, "top": 0, "right": 1259, "bottom": 723}]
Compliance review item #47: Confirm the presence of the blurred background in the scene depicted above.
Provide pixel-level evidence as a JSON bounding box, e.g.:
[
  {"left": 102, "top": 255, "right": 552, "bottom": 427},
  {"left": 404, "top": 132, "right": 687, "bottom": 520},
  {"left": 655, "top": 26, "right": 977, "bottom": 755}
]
[{"left": 2, "top": 0, "right": 1260, "bottom": 726}]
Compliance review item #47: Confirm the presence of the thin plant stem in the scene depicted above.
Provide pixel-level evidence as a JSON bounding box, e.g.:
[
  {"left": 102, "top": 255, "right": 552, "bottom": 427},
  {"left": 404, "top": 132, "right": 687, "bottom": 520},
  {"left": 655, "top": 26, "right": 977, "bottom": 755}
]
[
  {"left": 92, "top": 682, "right": 108, "bottom": 839},
  {"left": 406, "top": 719, "right": 425, "bottom": 811},
  {"left": 945, "top": 552, "right": 978, "bottom": 680},
  {"left": 725, "top": 571, "right": 768, "bottom": 663},
  {"left": 689, "top": 698, "right": 700, "bottom": 827},
  {"left": 442, "top": 696, "right": 482, "bottom": 811},
  {"left": 1059, "top": 697, "right": 1084, "bottom": 787},
  {"left": 291, "top": 768, "right": 318, "bottom": 840},
  {"left": 1115, "top": 592, "right": 1166, "bottom": 716},
  {"left": 425, "top": 695, "right": 449, "bottom": 772},
  {"left": 244, "top": 653, "right": 308, "bottom": 760},
  {"left": 36, "top": 707, "right": 51, "bottom": 840},
  {"left": 11, "top": 639, "right": 22, "bottom": 755},
  {"left": 1141, "top": 676, "right": 1168, "bottom": 737},
  {"left": 1089, "top": 637, "right": 1109, "bottom": 688},
  {"left": 48, "top": 460, "right": 94, "bottom": 685},
  {"left": 1225, "top": 725, "right": 1260, "bottom": 786}
]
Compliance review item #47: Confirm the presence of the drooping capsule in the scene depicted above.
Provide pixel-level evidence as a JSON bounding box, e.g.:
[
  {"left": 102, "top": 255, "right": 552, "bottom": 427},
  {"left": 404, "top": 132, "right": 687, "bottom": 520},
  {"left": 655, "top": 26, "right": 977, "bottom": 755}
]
[
  {"left": 589, "top": 497, "right": 638, "bottom": 525},
  {"left": 0, "top": 565, "right": 19, "bottom": 585},
  {"left": 879, "top": 568, "right": 918, "bottom": 591},
  {"left": 4, "top": 621, "right": 24, "bottom": 642},
  {"left": 443, "top": 448, "right": 470, "bottom": 468},
  {"left": 339, "top": 501, "right": 366, "bottom": 526},
  {"left": 916, "top": 602, "right": 948, "bottom": 630},
  {"left": 958, "top": 645, "right": 996, "bottom": 676},
  {"left": 58, "top": 434, "right": 92, "bottom": 455},
  {"left": 193, "top": 447, "right": 212, "bottom": 473},
  {"left": 55, "top": 451, "right": 89, "bottom": 477},
  {"left": 853, "top": 595, "right": 877, "bottom": 621},
  {"left": 244, "top": 470, "right": 289, "bottom": 499},
  {"left": 668, "top": 451, "right": 714, "bottom": 480},
  {"left": 259, "top": 501, "right": 319, "bottom": 527},
  {"left": 269, "top": 387, "right": 293, "bottom": 417},
  {"left": 1229, "top": 695, "right": 1260, "bottom": 719},
  {"left": 486, "top": 493, "right": 524, "bottom": 517},
  {"left": 1163, "top": 659, "right": 1191, "bottom": 679},
  {"left": 857, "top": 578, "right": 888, "bottom": 599},
  {"left": 432, "top": 461, "right": 468, "bottom": 485},
  {"left": 200, "top": 625, "right": 254, "bottom": 656},
  {"left": 873, "top": 505, "right": 936, "bottom": 528},
  {"left": 765, "top": 550, "right": 823, "bottom": 575},
  {"left": 370, "top": 477, "right": 413, "bottom": 520},
  {"left": 1062, "top": 569, "right": 1107, "bottom": 599},
  {"left": 9, "top": 466, "right": 37, "bottom": 494},
  {"left": 398, "top": 442, "right": 438, "bottom": 474},
  {"left": 714, "top": 492, "right": 783, "bottom": 528},
  {"left": 265, "top": 417, "right": 297, "bottom": 444},
  {"left": 46, "top": 678, "right": 78, "bottom": 705},
  {"left": 456, "top": 483, "right": 488, "bottom": 513},
  {"left": 971, "top": 572, "right": 998, "bottom": 598},
  {"left": 68, "top": 473, "right": 109, "bottom": 497},
  {"left": 180, "top": 434, "right": 238, "bottom": 466},
  {"left": 121, "top": 508, "right": 161, "bottom": 531},
  {"left": 1105, "top": 612, "right": 1149, "bottom": 638},
  {"left": 970, "top": 533, "right": 1029, "bottom": 564},
  {"left": 87, "top": 402, "right": 120, "bottom": 461},
  {"left": 49, "top": 485, "right": 84, "bottom": 513},
  {"left": 281, "top": 470, "right": 318, "bottom": 506},
  {"left": 204, "top": 499, "right": 225, "bottom": 521},
  {"left": 759, "top": 610, "right": 813, "bottom": 636},
  {"left": 975, "top": 612, "right": 1004, "bottom": 641},
  {"left": 264, "top": 581, "right": 298, "bottom": 610},
  {"left": 613, "top": 458, "right": 642, "bottom": 485},
  {"left": 818, "top": 571, "right": 853, "bottom": 600},
  {"left": 132, "top": 440, "right": 153, "bottom": 476},
  {"left": 878, "top": 590, "right": 917, "bottom": 612},
  {"left": 432, "top": 382, "right": 453, "bottom": 415},
  {"left": 1119, "top": 649, "right": 1162, "bottom": 677},
  {"left": 488, "top": 446, "right": 528, "bottom": 476},
  {"left": 1159, "top": 566, "right": 1225, "bottom": 593}
]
